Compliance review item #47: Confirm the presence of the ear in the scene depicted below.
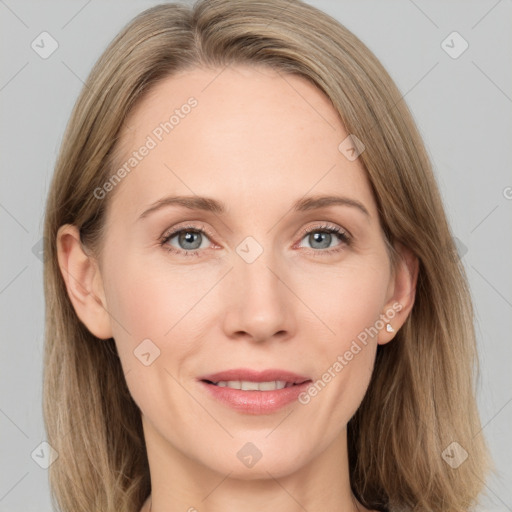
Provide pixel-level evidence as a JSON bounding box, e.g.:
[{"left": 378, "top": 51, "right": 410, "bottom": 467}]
[
  {"left": 378, "top": 242, "right": 419, "bottom": 345},
  {"left": 56, "top": 224, "right": 113, "bottom": 340}
]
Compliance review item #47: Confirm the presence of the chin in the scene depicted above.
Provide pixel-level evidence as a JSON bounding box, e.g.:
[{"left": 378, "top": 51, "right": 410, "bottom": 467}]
[{"left": 200, "top": 443, "right": 311, "bottom": 481}]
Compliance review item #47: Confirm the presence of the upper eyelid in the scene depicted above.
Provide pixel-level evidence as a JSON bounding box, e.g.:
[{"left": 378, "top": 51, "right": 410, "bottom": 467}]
[
  {"left": 301, "top": 223, "right": 350, "bottom": 237},
  {"left": 161, "top": 222, "right": 215, "bottom": 241}
]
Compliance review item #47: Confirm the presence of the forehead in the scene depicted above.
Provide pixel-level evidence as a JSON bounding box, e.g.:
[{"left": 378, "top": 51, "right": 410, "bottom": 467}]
[{"left": 106, "top": 65, "right": 377, "bottom": 223}]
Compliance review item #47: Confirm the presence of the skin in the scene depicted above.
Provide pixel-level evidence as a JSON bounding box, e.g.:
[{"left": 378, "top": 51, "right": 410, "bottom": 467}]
[{"left": 57, "top": 65, "right": 418, "bottom": 512}]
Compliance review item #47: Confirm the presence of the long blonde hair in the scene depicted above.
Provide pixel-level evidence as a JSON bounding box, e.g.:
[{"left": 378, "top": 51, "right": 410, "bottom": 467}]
[{"left": 43, "top": 1, "right": 492, "bottom": 511}]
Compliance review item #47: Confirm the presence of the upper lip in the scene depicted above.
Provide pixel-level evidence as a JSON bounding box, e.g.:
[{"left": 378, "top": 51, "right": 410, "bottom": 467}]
[{"left": 198, "top": 368, "right": 311, "bottom": 384}]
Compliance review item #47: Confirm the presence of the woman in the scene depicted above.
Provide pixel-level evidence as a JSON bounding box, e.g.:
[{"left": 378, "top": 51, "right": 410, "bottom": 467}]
[{"left": 42, "top": 1, "right": 492, "bottom": 511}]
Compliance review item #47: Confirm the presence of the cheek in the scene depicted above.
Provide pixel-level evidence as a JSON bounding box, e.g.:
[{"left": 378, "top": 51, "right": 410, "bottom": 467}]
[
  {"left": 294, "top": 259, "right": 388, "bottom": 424},
  {"left": 102, "top": 252, "right": 217, "bottom": 386},
  {"left": 102, "top": 259, "right": 203, "bottom": 420},
  {"left": 298, "top": 257, "right": 389, "bottom": 345},
  {"left": 104, "top": 253, "right": 207, "bottom": 343}
]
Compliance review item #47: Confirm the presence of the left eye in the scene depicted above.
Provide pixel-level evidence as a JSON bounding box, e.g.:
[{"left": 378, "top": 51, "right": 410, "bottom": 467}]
[{"left": 298, "top": 226, "right": 350, "bottom": 251}]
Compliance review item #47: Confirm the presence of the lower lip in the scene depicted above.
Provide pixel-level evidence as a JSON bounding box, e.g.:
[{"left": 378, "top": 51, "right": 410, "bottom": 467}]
[{"left": 199, "top": 380, "right": 312, "bottom": 415}]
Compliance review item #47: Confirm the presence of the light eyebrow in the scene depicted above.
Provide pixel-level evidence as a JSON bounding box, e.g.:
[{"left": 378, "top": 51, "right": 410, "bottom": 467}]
[
  {"left": 137, "top": 194, "right": 370, "bottom": 220},
  {"left": 291, "top": 195, "right": 370, "bottom": 217},
  {"left": 138, "top": 196, "right": 226, "bottom": 220}
]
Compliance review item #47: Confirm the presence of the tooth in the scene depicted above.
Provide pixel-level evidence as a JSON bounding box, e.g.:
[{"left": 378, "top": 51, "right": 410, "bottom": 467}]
[
  {"left": 241, "top": 381, "right": 260, "bottom": 391},
  {"left": 258, "top": 381, "right": 277, "bottom": 391},
  {"left": 213, "top": 380, "right": 293, "bottom": 390}
]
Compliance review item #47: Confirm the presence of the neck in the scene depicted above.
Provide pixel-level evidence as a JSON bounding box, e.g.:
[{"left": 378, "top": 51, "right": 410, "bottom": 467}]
[
  {"left": 141, "top": 417, "right": 367, "bottom": 512},
  {"left": 146, "top": 495, "right": 362, "bottom": 512}
]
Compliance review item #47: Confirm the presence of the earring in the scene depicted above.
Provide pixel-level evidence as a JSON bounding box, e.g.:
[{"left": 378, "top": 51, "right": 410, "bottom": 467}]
[{"left": 386, "top": 323, "right": 395, "bottom": 333}]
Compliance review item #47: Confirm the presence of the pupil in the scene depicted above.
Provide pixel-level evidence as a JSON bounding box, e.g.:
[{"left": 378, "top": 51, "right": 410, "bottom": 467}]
[
  {"left": 180, "top": 231, "right": 201, "bottom": 250},
  {"left": 311, "top": 232, "right": 331, "bottom": 249}
]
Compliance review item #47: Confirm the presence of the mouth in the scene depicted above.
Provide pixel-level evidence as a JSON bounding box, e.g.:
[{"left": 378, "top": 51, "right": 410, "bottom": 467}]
[
  {"left": 198, "top": 368, "right": 311, "bottom": 388},
  {"left": 201, "top": 379, "right": 308, "bottom": 390},
  {"left": 197, "top": 368, "right": 313, "bottom": 414}
]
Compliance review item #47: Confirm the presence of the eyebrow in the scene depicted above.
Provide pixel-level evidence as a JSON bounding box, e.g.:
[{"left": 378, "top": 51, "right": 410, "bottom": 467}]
[{"left": 138, "top": 194, "right": 370, "bottom": 220}]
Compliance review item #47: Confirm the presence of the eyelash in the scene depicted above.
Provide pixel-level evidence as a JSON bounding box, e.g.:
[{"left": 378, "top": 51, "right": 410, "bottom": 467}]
[{"left": 159, "top": 222, "right": 352, "bottom": 258}]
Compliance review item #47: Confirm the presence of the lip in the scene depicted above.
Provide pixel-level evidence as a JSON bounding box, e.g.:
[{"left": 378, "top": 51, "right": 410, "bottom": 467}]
[
  {"left": 197, "top": 368, "right": 312, "bottom": 415},
  {"left": 198, "top": 368, "right": 311, "bottom": 384}
]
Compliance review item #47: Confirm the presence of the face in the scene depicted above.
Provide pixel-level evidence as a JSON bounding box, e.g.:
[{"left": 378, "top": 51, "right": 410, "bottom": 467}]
[{"left": 80, "top": 65, "right": 408, "bottom": 479}]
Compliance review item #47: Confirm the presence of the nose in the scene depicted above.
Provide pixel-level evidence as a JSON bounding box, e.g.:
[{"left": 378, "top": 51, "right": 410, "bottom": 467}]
[{"left": 221, "top": 251, "right": 295, "bottom": 344}]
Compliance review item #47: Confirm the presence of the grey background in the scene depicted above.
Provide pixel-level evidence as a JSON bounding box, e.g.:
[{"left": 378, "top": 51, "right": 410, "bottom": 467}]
[{"left": 1, "top": 0, "right": 511, "bottom": 510}]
